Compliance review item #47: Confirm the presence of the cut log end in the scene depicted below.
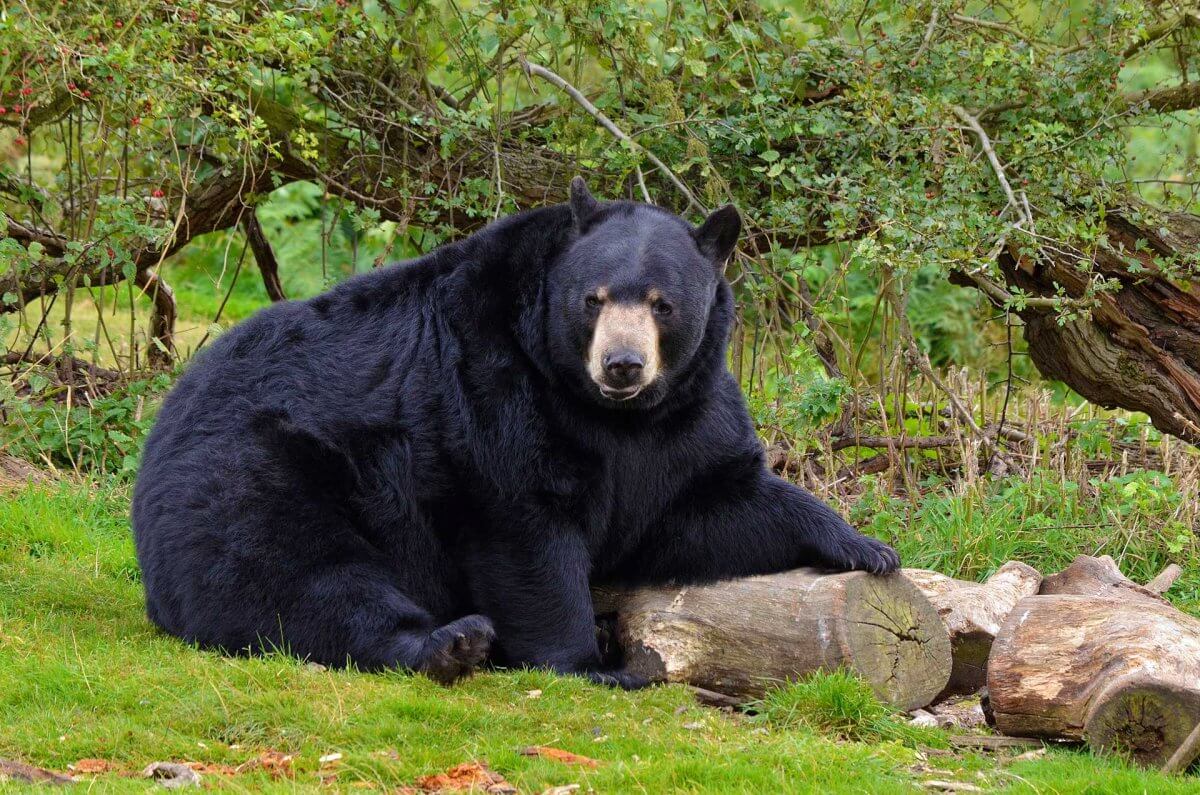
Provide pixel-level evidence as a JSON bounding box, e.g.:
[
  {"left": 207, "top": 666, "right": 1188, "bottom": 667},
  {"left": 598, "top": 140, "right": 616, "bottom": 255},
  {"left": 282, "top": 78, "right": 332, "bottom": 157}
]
[
  {"left": 840, "top": 574, "right": 952, "bottom": 711},
  {"left": 1085, "top": 680, "right": 1200, "bottom": 770}
]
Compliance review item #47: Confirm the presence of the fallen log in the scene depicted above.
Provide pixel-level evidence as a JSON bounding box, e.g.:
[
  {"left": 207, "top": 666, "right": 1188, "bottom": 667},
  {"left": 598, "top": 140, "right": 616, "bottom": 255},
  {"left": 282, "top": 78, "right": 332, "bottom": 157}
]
[
  {"left": 593, "top": 569, "right": 951, "bottom": 711},
  {"left": 988, "top": 593, "right": 1200, "bottom": 768},
  {"left": 903, "top": 562, "right": 1042, "bottom": 701},
  {"left": 1040, "top": 554, "right": 1178, "bottom": 602}
]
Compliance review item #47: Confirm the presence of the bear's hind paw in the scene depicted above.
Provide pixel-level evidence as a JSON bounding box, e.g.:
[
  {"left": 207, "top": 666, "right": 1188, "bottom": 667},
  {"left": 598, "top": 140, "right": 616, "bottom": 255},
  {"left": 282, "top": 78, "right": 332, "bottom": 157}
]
[{"left": 417, "top": 614, "right": 496, "bottom": 685}]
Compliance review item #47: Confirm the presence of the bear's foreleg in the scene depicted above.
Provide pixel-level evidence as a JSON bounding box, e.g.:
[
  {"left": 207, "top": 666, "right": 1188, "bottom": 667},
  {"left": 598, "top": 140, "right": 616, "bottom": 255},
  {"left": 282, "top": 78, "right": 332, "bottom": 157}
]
[{"left": 626, "top": 469, "right": 899, "bottom": 583}]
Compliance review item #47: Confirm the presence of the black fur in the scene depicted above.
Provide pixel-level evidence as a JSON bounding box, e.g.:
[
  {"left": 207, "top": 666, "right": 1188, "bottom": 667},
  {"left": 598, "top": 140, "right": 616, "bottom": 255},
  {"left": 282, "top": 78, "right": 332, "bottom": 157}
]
[{"left": 132, "top": 188, "right": 899, "bottom": 686}]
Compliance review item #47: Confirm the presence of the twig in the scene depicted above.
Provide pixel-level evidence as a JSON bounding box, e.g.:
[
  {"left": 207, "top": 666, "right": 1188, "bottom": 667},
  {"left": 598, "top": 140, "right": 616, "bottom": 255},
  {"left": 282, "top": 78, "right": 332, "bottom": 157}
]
[
  {"left": 1162, "top": 718, "right": 1200, "bottom": 773},
  {"left": 689, "top": 686, "right": 744, "bottom": 709},
  {"left": 911, "top": 7, "right": 940, "bottom": 65},
  {"left": 883, "top": 267, "right": 1000, "bottom": 463},
  {"left": 519, "top": 57, "right": 706, "bottom": 213},
  {"left": 951, "top": 105, "right": 1031, "bottom": 230},
  {"left": 1146, "top": 563, "right": 1184, "bottom": 596},
  {"left": 635, "top": 165, "right": 652, "bottom": 203}
]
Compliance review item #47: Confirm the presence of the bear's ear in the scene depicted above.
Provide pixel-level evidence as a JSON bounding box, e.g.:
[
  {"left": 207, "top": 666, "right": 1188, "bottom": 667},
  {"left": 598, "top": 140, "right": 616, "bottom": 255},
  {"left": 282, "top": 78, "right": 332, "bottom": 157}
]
[
  {"left": 693, "top": 204, "right": 741, "bottom": 267},
  {"left": 569, "top": 176, "right": 601, "bottom": 231}
]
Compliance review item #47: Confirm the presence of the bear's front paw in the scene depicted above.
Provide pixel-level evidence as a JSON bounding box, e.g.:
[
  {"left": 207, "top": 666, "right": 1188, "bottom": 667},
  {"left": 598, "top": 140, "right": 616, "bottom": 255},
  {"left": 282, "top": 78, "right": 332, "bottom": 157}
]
[
  {"left": 822, "top": 534, "right": 900, "bottom": 575},
  {"left": 417, "top": 614, "right": 496, "bottom": 685},
  {"left": 586, "top": 668, "right": 652, "bottom": 690}
]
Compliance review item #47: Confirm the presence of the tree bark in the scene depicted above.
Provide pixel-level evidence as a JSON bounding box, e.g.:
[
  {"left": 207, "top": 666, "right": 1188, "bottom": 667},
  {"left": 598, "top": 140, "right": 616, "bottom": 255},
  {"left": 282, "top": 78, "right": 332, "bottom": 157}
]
[
  {"left": 991, "top": 212, "right": 1200, "bottom": 444},
  {"left": 593, "top": 569, "right": 952, "bottom": 710},
  {"left": 903, "top": 562, "right": 1042, "bottom": 701},
  {"left": 987, "top": 594, "right": 1200, "bottom": 768}
]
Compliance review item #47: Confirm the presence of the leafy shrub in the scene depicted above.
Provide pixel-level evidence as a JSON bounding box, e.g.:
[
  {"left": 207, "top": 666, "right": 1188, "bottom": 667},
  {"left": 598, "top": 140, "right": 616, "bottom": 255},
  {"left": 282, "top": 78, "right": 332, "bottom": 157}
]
[{"left": 1, "top": 374, "right": 171, "bottom": 478}]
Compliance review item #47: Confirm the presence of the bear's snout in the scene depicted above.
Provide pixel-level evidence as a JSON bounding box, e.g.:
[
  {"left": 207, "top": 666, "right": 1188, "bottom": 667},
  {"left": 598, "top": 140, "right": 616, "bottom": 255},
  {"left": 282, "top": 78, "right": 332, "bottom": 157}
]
[{"left": 587, "top": 300, "right": 660, "bottom": 401}]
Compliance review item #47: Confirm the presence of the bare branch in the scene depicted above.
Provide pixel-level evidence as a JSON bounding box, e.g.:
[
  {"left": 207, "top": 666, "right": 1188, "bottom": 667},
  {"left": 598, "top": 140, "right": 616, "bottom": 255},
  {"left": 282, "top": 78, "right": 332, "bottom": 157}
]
[
  {"left": 911, "top": 7, "right": 940, "bottom": 66},
  {"left": 242, "top": 210, "right": 286, "bottom": 302},
  {"left": 951, "top": 105, "right": 1032, "bottom": 230},
  {"left": 519, "top": 57, "right": 706, "bottom": 214}
]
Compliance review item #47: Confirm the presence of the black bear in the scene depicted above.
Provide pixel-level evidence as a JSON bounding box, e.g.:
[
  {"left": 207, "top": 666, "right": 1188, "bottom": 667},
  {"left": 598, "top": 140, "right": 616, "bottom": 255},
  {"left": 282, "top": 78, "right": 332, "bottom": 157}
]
[{"left": 132, "top": 178, "right": 899, "bottom": 687}]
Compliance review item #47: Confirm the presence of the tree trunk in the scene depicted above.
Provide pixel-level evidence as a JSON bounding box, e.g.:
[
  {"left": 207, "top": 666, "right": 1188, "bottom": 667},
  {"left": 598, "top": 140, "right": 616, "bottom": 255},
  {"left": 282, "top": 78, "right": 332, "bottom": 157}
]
[
  {"left": 987, "top": 594, "right": 1200, "bottom": 768},
  {"left": 903, "top": 562, "right": 1042, "bottom": 701},
  {"left": 992, "top": 212, "right": 1200, "bottom": 444},
  {"left": 593, "top": 569, "right": 951, "bottom": 711}
]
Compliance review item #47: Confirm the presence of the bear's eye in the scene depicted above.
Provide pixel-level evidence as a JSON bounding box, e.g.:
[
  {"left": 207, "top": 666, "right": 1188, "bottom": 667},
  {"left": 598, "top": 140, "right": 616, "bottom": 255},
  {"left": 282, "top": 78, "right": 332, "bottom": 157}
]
[
  {"left": 585, "top": 294, "right": 603, "bottom": 310},
  {"left": 652, "top": 299, "right": 673, "bottom": 317}
]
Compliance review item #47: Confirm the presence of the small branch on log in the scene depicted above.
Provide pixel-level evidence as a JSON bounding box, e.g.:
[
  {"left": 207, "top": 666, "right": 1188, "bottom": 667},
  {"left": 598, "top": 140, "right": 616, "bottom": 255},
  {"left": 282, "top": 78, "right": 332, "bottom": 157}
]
[
  {"left": 242, "top": 210, "right": 286, "bottom": 302},
  {"left": 1163, "top": 719, "right": 1200, "bottom": 774},
  {"left": 519, "top": 57, "right": 706, "bottom": 214},
  {"left": 830, "top": 434, "right": 959, "bottom": 452},
  {"left": 1146, "top": 563, "right": 1184, "bottom": 596},
  {"left": 1, "top": 350, "right": 122, "bottom": 384}
]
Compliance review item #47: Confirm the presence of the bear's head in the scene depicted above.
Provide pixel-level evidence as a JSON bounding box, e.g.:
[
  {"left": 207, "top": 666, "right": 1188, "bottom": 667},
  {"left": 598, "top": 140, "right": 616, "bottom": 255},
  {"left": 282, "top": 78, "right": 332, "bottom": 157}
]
[{"left": 547, "top": 177, "right": 740, "bottom": 410}]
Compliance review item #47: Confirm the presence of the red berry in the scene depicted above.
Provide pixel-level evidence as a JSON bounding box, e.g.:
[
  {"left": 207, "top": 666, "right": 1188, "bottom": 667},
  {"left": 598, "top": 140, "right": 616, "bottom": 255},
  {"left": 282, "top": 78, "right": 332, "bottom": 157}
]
[
  {"left": 152, "top": 188, "right": 164, "bottom": 198},
  {"left": 14, "top": 136, "right": 25, "bottom": 146},
  {"left": 20, "top": 87, "right": 31, "bottom": 96},
  {"left": 0, "top": 107, "right": 6, "bottom": 114},
  {"left": 114, "top": 20, "right": 123, "bottom": 28},
  {"left": 83, "top": 90, "right": 91, "bottom": 98},
  {"left": 68, "top": 82, "right": 77, "bottom": 91},
  {"left": 130, "top": 116, "right": 141, "bottom": 125},
  {"left": 12, "top": 104, "right": 21, "bottom": 112}
]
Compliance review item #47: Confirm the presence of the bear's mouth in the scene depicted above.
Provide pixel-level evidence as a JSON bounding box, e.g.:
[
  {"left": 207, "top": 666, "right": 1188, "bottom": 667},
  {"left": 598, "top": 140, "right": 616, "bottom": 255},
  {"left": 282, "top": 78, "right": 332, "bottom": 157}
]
[{"left": 598, "top": 384, "right": 643, "bottom": 402}]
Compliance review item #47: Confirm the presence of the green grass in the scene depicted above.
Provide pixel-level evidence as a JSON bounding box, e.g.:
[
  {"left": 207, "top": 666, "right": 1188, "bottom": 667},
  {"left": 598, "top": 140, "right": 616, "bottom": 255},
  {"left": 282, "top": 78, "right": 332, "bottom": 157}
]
[{"left": 1, "top": 480, "right": 1198, "bottom": 793}]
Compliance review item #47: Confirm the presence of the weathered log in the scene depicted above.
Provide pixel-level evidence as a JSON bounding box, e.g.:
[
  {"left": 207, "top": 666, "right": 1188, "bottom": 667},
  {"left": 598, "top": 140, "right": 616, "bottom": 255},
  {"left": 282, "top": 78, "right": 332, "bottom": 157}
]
[
  {"left": 1040, "top": 554, "right": 1177, "bottom": 603},
  {"left": 593, "top": 569, "right": 951, "bottom": 710},
  {"left": 903, "top": 562, "right": 1042, "bottom": 701},
  {"left": 988, "top": 594, "right": 1200, "bottom": 768}
]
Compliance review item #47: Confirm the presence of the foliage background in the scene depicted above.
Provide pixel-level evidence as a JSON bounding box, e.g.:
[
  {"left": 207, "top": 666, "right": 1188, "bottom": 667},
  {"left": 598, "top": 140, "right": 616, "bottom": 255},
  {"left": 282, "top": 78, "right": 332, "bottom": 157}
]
[{"left": 2, "top": 1, "right": 1200, "bottom": 788}]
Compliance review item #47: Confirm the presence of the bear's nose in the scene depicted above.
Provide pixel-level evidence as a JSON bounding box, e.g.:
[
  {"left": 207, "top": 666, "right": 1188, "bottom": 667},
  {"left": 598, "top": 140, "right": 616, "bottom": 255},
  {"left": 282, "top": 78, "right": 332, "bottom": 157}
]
[{"left": 603, "top": 350, "right": 645, "bottom": 386}]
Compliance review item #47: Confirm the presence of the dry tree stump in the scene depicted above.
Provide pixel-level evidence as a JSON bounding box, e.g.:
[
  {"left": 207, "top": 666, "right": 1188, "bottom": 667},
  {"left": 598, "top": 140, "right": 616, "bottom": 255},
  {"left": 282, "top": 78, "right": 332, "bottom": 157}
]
[
  {"left": 903, "top": 562, "right": 1042, "bottom": 701},
  {"left": 988, "top": 593, "right": 1200, "bottom": 768},
  {"left": 593, "top": 569, "right": 951, "bottom": 710}
]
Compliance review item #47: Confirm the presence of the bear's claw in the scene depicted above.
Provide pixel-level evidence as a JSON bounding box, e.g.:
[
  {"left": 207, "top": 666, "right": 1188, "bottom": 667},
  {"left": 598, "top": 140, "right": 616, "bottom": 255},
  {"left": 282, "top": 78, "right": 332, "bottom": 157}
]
[
  {"left": 418, "top": 614, "right": 495, "bottom": 685},
  {"left": 825, "top": 534, "right": 901, "bottom": 575}
]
